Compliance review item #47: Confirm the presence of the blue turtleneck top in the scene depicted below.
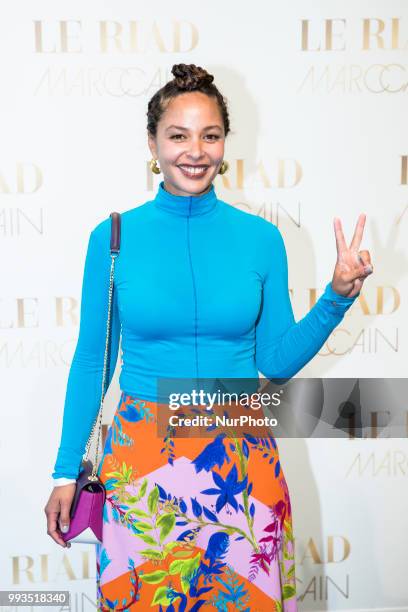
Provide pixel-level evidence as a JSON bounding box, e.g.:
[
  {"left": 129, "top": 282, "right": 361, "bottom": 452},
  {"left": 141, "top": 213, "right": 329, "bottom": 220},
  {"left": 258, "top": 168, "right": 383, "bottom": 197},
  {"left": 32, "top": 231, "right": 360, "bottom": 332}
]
[{"left": 51, "top": 181, "right": 358, "bottom": 482}]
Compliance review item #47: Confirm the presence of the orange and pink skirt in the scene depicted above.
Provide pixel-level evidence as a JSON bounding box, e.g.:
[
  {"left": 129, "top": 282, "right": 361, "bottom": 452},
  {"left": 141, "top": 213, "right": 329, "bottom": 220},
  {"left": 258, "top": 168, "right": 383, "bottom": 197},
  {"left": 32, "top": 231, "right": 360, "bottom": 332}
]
[{"left": 95, "top": 390, "right": 297, "bottom": 611}]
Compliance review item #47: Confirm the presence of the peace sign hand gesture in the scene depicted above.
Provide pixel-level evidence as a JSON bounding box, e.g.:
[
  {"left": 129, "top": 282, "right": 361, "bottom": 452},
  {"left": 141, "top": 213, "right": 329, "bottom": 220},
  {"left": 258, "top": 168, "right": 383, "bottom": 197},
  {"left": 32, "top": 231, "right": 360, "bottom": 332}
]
[{"left": 332, "top": 213, "right": 373, "bottom": 298}]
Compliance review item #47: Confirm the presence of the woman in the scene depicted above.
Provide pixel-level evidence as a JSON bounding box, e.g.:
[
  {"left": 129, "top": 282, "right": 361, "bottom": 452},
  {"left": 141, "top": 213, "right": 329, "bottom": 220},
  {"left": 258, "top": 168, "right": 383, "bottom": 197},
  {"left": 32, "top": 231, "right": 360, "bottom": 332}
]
[{"left": 45, "top": 64, "right": 372, "bottom": 610}]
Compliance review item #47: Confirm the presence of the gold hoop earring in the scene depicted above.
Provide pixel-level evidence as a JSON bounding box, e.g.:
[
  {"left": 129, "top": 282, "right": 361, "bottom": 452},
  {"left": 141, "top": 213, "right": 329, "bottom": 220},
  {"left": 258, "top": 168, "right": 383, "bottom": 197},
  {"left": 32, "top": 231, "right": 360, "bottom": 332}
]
[
  {"left": 218, "top": 160, "right": 229, "bottom": 175},
  {"left": 149, "top": 158, "right": 161, "bottom": 174}
]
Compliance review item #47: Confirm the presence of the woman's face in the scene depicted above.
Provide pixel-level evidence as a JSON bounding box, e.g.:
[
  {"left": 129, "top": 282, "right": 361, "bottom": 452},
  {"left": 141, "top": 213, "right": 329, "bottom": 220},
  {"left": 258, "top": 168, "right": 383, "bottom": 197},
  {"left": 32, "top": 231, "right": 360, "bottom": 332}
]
[{"left": 148, "top": 91, "right": 225, "bottom": 197}]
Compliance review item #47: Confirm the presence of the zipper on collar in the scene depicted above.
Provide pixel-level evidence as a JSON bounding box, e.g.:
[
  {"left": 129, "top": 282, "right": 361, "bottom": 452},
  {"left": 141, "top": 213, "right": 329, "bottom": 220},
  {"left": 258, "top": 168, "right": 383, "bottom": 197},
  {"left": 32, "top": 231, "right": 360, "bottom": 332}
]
[{"left": 187, "top": 194, "right": 199, "bottom": 388}]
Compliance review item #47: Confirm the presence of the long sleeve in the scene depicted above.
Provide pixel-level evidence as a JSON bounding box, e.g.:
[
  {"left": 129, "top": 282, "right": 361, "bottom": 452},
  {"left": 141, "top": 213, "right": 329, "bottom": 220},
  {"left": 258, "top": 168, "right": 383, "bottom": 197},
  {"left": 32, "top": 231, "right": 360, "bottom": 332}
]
[
  {"left": 51, "top": 227, "right": 121, "bottom": 480},
  {"left": 255, "top": 224, "right": 359, "bottom": 379}
]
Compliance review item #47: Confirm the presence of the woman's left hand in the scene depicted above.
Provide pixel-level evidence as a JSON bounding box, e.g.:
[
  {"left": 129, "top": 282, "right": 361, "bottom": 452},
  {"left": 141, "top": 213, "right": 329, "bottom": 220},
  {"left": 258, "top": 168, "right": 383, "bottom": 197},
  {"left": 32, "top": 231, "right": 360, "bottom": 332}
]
[{"left": 331, "top": 213, "right": 373, "bottom": 298}]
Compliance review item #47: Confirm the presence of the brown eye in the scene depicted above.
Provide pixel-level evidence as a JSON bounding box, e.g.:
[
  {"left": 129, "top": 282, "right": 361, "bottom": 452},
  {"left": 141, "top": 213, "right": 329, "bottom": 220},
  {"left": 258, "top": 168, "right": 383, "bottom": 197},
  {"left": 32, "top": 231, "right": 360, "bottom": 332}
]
[
  {"left": 206, "top": 134, "right": 220, "bottom": 140},
  {"left": 170, "top": 134, "right": 185, "bottom": 140}
]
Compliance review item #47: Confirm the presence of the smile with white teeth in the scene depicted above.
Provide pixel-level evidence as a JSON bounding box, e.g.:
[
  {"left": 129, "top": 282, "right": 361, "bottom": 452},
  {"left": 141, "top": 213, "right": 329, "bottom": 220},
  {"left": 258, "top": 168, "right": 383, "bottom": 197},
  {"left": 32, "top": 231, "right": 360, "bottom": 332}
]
[{"left": 178, "top": 165, "right": 209, "bottom": 176}]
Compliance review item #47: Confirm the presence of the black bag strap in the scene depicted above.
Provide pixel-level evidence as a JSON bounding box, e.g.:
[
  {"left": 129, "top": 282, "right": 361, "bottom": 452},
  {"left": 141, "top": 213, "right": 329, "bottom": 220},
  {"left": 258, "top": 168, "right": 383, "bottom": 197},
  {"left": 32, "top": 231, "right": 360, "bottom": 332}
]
[{"left": 110, "top": 211, "right": 121, "bottom": 254}]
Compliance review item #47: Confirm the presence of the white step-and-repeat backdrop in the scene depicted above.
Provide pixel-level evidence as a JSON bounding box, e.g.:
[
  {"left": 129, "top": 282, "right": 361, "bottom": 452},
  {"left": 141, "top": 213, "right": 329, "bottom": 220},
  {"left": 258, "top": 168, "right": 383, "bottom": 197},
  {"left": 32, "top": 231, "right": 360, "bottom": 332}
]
[{"left": 1, "top": 1, "right": 407, "bottom": 610}]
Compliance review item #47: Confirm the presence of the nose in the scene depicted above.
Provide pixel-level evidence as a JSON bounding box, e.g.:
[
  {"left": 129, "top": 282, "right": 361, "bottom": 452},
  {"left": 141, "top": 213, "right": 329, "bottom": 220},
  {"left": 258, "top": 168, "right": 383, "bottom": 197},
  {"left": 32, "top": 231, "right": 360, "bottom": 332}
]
[{"left": 186, "top": 137, "right": 205, "bottom": 161}]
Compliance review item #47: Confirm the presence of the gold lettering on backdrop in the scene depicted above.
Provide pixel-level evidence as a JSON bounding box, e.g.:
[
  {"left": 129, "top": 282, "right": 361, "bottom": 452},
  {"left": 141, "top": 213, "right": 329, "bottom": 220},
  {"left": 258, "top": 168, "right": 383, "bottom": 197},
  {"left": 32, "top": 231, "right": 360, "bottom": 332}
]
[
  {"left": 324, "top": 328, "right": 351, "bottom": 356},
  {"left": 34, "top": 20, "right": 198, "bottom": 54},
  {"left": 301, "top": 19, "right": 346, "bottom": 51},
  {"left": 301, "top": 17, "right": 408, "bottom": 52},
  {"left": 0, "top": 173, "right": 11, "bottom": 193},
  {"left": 255, "top": 161, "right": 271, "bottom": 188},
  {"left": 17, "top": 163, "right": 43, "bottom": 194},
  {"left": 34, "top": 21, "right": 82, "bottom": 53},
  {"left": 17, "top": 298, "right": 39, "bottom": 328},
  {"left": 54, "top": 555, "right": 76, "bottom": 581},
  {"left": 376, "top": 286, "right": 400, "bottom": 314},
  {"left": 173, "top": 21, "right": 199, "bottom": 53},
  {"left": 362, "top": 18, "right": 407, "bottom": 51},
  {"left": 254, "top": 160, "right": 302, "bottom": 188},
  {"left": 11, "top": 552, "right": 95, "bottom": 583},
  {"left": 363, "top": 19, "right": 386, "bottom": 50},
  {"left": 0, "top": 208, "right": 44, "bottom": 236},
  {"left": 279, "top": 159, "right": 302, "bottom": 188},
  {"left": 41, "top": 554, "right": 48, "bottom": 582},
  {"left": 299, "top": 575, "right": 350, "bottom": 600},
  {"left": 99, "top": 21, "right": 168, "bottom": 53},
  {"left": 81, "top": 551, "right": 93, "bottom": 579},
  {"left": 300, "top": 538, "right": 323, "bottom": 564},
  {"left": 56, "top": 297, "right": 78, "bottom": 327},
  {"left": 298, "top": 537, "right": 350, "bottom": 565},
  {"left": 236, "top": 159, "right": 244, "bottom": 189},
  {"left": 323, "top": 327, "right": 399, "bottom": 355},
  {"left": 99, "top": 21, "right": 124, "bottom": 53},
  {"left": 364, "top": 328, "right": 396, "bottom": 352},
  {"left": 99, "top": 21, "right": 198, "bottom": 53},
  {"left": 355, "top": 291, "right": 370, "bottom": 315},
  {"left": 0, "top": 164, "right": 43, "bottom": 194},
  {"left": 151, "top": 22, "right": 167, "bottom": 52},
  {"left": 346, "top": 451, "right": 408, "bottom": 477},
  {"left": 129, "top": 21, "right": 139, "bottom": 52},
  {"left": 327, "top": 536, "right": 350, "bottom": 563},
  {"left": 298, "top": 63, "right": 408, "bottom": 94},
  {"left": 12, "top": 556, "right": 35, "bottom": 583}
]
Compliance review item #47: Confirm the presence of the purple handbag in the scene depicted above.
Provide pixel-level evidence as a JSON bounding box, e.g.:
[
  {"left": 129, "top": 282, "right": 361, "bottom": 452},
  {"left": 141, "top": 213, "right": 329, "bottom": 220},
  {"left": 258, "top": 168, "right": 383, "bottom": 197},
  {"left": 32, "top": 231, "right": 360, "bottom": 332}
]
[{"left": 61, "top": 212, "right": 121, "bottom": 545}]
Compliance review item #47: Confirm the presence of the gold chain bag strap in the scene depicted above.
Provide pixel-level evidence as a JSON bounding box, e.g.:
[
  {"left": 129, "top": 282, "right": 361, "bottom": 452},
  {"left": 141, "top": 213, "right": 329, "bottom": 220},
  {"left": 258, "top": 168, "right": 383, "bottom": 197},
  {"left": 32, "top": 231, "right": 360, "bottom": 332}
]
[
  {"left": 61, "top": 211, "right": 121, "bottom": 545},
  {"left": 84, "top": 211, "right": 121, "bottom": 478}
]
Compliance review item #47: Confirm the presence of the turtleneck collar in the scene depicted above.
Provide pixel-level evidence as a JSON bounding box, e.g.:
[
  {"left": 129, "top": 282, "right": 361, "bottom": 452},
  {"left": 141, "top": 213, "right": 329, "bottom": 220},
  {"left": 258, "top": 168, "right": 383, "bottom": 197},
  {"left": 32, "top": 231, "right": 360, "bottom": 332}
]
[{"left": 153, "top": 180, "right": 218, "bottom": 217}]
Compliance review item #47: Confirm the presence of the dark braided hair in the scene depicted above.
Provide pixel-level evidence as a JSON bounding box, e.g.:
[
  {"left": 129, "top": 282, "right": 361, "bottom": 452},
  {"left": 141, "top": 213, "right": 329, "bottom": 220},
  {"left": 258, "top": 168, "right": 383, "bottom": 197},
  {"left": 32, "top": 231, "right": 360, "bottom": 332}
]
[{"left": 147, "top": 63, "right": 230, "bottom": 138}]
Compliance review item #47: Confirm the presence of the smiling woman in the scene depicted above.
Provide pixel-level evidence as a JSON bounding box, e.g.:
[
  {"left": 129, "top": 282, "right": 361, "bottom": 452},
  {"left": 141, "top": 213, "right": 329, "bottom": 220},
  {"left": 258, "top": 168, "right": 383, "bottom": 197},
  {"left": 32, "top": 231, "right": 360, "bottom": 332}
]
[
  {"left": 146, "top": 64, "right": 229, "bottom": 197},
  {"left": 46, "top": 63, "right": 371, "bottom": 612}
]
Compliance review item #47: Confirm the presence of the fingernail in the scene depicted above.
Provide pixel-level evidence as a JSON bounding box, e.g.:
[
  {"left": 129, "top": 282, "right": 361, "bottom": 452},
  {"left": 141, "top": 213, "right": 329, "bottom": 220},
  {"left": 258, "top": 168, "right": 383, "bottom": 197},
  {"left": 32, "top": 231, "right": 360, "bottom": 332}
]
[
  {"left": 364, "top": 265, "right": 373, "bottom": 274},
  {"left": 61, "top": 524, "right": 69, "bottom": 533}
]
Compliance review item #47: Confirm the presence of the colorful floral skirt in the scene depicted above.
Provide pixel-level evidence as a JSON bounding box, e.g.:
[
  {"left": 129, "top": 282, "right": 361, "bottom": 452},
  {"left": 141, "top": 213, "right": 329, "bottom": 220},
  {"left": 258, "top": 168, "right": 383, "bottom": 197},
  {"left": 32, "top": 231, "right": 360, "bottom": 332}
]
[{"left": 95, "top": 391, "right": 297, "bottom": 611}]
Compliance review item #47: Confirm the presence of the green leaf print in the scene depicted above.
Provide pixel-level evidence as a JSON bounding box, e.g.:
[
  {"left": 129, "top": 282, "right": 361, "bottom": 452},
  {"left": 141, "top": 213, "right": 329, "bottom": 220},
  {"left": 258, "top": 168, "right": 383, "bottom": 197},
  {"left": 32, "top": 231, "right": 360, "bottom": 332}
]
[
  {"left": 147, "top": 485, "right": 159, "bottom": 513},
  {"left": 163, "top": 541, "right": 180, "bottom": 553},
  {"left": 168, "top": 559, "right": 188, "bottom": 575},
  {"left": 134, "top": 521, "right": 153, "bottom": 531},
  {"left": 139, "top": 569, "right": 168, "bottom": 584},
  {"left": 105, "top": 461, "right": 134, "bottom": 487},
  {"left": 151, "top": 585, "right": 172, "bottom": 606},
  {"left": 138, "top": 478, "right": 148, "bottom": 500},
  {"left": 129, "top": 507, "right": 150, "bottom": 518},
  {"left": 139, "top": 549, "right": 164, "bottom": 560},
  {"left": 180, "top": 553, "right": 201, "bottom": 594},
  {"left": 157, "top": 512, "right": 176, "bottom": 542},
  {"left": 287, "top": 563, "right": 295, "bottom": 578},
  {"left": 283, "top": 584, "right": 296, "bottom": 599},
  {"left": 135, "top": 533, "right": 157, "bottom": 545},
  {"left": 172, "top": 549, "right": 196, "bottom": 558}
]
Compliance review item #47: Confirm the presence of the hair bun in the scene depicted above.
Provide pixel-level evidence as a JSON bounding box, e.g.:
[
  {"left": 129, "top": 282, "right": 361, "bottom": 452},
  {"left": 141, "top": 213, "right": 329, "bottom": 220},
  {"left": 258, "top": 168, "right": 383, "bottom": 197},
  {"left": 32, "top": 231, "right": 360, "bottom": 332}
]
[{"left": 171, "top": 63, "right": 214, "bottom": 91}]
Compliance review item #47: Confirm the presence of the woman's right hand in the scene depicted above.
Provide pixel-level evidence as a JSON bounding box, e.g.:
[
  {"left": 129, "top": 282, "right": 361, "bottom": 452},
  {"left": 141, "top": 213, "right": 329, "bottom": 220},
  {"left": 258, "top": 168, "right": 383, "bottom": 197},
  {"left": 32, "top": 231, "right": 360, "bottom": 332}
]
[{"left": 44, "top": 484, "right": 76, "bottom": 548}]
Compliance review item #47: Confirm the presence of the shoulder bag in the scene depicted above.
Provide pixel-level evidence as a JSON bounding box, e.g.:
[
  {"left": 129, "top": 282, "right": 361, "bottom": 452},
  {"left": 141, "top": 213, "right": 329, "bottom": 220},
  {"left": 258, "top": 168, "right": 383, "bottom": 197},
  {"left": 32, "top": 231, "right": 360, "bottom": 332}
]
[{"left": 61, "top": 211, "right": 121, "bottom": 545}]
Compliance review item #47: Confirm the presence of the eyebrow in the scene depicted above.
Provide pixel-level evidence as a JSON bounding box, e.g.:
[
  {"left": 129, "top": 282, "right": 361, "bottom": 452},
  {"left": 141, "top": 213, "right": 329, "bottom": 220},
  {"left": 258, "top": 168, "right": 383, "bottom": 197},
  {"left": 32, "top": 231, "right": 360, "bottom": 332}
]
[{"left": 165, "top": 124, "right": 222, "bottom": 132}]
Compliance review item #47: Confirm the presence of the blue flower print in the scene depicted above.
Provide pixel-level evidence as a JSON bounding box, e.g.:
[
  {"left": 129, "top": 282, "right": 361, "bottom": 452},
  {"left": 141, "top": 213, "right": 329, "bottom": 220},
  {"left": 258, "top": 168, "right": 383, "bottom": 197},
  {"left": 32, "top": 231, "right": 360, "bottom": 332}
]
[
  {"left": 204, "top": 532, "right": 230, "bottom": 566},
  {"left": 201, "top": 464, "right": 248, "bottom": 513},
  {"left": 192, "top": 433, "right": 230, "bottom": 474}
]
